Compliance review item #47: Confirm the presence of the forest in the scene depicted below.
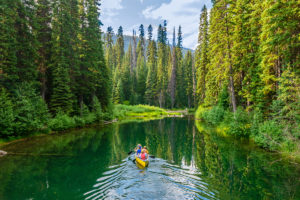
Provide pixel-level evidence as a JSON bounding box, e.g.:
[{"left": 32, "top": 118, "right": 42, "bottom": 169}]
[{"left": 0, "top": 0, "right": 299, "bottom": 155}]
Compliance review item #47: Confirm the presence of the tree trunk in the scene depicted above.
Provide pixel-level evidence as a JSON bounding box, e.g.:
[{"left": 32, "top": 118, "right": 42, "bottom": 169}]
[{"left": 225, "top": 8, "right": 237, "bottom": 113}]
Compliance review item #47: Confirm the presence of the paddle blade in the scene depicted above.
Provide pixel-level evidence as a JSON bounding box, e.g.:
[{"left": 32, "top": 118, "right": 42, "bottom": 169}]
[
  {"left": 149, "top": 155, "right": 155, "bottom": 158},
  {"left": 128, "top": 150, "right": 133, "bottom": 155}
]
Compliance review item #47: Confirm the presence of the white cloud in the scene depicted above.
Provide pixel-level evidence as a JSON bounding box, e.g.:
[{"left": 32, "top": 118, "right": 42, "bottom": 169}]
[
  {"left": 101, "top": 0, "right": 123, "bottom": 10},
  {"left": 100, "top": 0, "right": 124, "bottom": 26},
  {"left": 142, "top": 0, "right": 210, "bottom": 49}
]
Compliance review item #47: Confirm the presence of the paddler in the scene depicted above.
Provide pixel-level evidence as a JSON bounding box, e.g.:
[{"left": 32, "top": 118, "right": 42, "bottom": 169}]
[
  {"left": 140, "top": 149, "right": 148, "bottom": 161},
  {"left": 135, "top": 144, "right": 142, "bottom": 156},
  {"left": 143, "top": 146, "right": 149, "bottom": 154}
]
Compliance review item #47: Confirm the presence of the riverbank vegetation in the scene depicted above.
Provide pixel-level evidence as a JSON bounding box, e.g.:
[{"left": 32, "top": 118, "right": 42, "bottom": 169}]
[
  {"left": 194, "top": 1, "right": 299, "bottom": 156},
  {"left": 113, "top": 104, "right": 181, "bottom": 119},
  {"left": 1, "top": 0, "right": 111, "bottom": 138}
]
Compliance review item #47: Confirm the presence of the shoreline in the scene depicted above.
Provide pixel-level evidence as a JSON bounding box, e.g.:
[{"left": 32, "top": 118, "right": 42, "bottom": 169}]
[{"left": 0, "top": 111, "right": 188, "bottom": 150}]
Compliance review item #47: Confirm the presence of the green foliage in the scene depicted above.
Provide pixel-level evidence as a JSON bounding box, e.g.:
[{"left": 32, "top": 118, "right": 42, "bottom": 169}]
[
  {"left": 48, "top": 112, "right": 77, "bottom": 131},
  {"left": 92, "top": 96, "right": 103, "bottom": 121},
  {"left": 217, "top": 84, "right": 230, "bottom": 109},
  {"left": 223, "top": 108, "right": 251, "bottom": 137},
  {"left": 0, "top": 89, "right": 15, "bottom": 136},
  {"left": 254, "top": 120, "right": 283, "bottom": 151},
  {"left": 202, "top": 106, "right": 226, "bottom": 125},
  {"left": 0, "top": 0, "right": 112, "bottom": 138},
  {"left": 14, "top": 84, "right": 50, "bottom": 135}
]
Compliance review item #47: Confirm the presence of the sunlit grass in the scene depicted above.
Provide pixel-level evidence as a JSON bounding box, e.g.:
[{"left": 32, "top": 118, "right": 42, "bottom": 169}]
[{"left": 113, "top": 104, "right": 181, "bottom": 119}]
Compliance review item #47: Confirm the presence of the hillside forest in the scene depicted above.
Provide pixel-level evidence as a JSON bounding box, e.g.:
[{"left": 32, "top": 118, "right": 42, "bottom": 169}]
[{"left": 0, "top": 0, "right": 299, "bottom": 154}]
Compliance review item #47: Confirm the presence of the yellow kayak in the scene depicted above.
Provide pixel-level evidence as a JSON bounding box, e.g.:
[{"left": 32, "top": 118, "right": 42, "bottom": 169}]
[{"left": 135, "top": 155, "right": 149, "bottom": 168}]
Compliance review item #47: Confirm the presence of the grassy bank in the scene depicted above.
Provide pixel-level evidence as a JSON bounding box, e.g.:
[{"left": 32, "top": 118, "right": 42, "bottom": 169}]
[
  {"left": 195, "top": 106, "right": 300, "bottom": 160},
  {"left": 113, "top": 104, "right": 182, "bottom": 119}
]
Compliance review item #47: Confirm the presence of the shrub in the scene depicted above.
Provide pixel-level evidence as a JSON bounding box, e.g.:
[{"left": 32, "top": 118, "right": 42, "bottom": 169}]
[
  {"left": 223, "top": 108, "right": 251, "bottom": 137},
  {"left": 92, "top": 96, "right": 103, "bottom": 121},
  {"left": 48, "top": 113, "right": 76, "bottom": 131},
  {"left": 0, "top": 88, "right": 15, "bottom": 137},
  {"left": 13, "top": 84, "right": 50, "bottom": 135},
  {"left": 202, "top": 106, "right": 225, "bottom": 125},
  {"left": 254, "top": 120, "right": 283, "bottom": 151}
]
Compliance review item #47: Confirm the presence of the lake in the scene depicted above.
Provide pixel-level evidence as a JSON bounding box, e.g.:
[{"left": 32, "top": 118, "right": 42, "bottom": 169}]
[{"left": 0, "top": 117, "right": 299, "bottom": 199}]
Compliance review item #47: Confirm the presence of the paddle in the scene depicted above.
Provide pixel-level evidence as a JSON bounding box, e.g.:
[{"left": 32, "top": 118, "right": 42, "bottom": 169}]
[
  {"left": 128, "top": 150, "right": 134, "bottom": 155},
  {"left": 149, "top": 155, "right": 155, "bottom": 159}
]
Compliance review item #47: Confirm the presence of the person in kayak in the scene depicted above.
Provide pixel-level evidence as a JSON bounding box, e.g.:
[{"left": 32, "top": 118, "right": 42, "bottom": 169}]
[
  {"left": 135, "top": 144, "right": 142, "bottom": 156},
  {"left": 143, "top": 146, "right": 149, "bottom": 154},
  {"left": 140, "top": 149, "right": 148, "bottom": 161}
]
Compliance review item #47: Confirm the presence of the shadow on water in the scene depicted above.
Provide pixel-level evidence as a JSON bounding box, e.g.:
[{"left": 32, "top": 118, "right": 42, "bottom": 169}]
[{"left": 0, "top": 117, "right": 299, "bottom": 199}]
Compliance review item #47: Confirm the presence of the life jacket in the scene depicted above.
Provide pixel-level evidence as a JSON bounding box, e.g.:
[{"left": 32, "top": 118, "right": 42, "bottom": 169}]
[
  {"left": 141, "top": 153, "right": 146, "bottom": 160},
  {"left": 137, "top": 148, "right": 141, "bottom": 155}
]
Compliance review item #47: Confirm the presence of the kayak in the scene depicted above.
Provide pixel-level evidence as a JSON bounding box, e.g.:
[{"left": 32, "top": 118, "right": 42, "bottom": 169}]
[{"left": 135, "top": 155, "right": 149, "bottom": 168}]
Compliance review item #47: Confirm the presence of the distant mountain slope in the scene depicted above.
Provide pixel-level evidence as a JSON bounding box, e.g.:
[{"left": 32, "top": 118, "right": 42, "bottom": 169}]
[{"left": 105, "top": 34, "right": 194, "bottom": 55}]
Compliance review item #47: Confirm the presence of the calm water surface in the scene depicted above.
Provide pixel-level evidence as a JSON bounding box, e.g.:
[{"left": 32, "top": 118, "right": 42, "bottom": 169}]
[{"left": 0, "top": 118, "right": 299, "bottom": 200}]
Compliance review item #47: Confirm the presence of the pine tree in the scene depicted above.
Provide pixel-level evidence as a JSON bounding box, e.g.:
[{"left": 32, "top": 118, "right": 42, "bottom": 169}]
[
  {"left": 0, "top": 0, "right": 18, "bottom": 92},
  {"left": 112, "top": 26, "right": 125, "bottom": 103},
  {"left": 116, "top": 26, "right": 125, "bottom": 67},
  {"left": 132, "top": 30, "right": 137, "bottom": 72},
  {"left": 36, "top": 0, "right": 52, "bottom": 100},
  {"left": 232, "top": 0, "right": 262, "bottom": 110},
  {"left": 147, "top": 25, "right": 153, "bottom": 41},
  {"left": 136, "top": 24, "right": 147, "bottom": 103},
  {"left": 259, "top": 0, "right": 300, "bottom": 111},
  {"left": 105, "top": 26, "right": 115, "bottom": 71},
  {"left": 205, "top": 0, "right": 237, "bottom": 112},
  {"left": 122, "top": 43, "right": 134, "bottom": 101},
  {"left": 157, "top": 22, "right": 169, "bottom": 108},
  {"left": 168, "top": 28, "right": 177, "bottom": 108},
  {"left": 195, "top": 5, "right": 209, "bottom": 105},
  {"left": 184, "top": 51, "right": 194, "bottom": 108},
  {"left": 145, "top": 40, "right": 157, "bottom": 105},
  {"left": 49, "top": 0, "right": 75, "bottom": 114},
  {"left": 86, "top": 0, "right": 110, "bottom": 110},
  {"left": 176, "top": 26, "right": 184, "bottom": 107}
]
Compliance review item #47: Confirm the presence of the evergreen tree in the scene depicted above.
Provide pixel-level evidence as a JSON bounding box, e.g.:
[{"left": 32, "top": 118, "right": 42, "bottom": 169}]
[
  {"left": 145, "top": 40, "right": 157, "bottom": 105},
  {"left": 232, "top": 0, "right": 262, "bottom": 110},
  {"left": 122, "top": 43, "right": 134, "bottom": 101},
  {"left": 105, "top": 26, "right": 115, "bottom": 71},
  {"left": 113, "top": 26, "right": 125, "bottom": 102},
  {"left": 136, "top": 24, "right": 147, "bottom": 104},
  {"left": 205, "top": 0, "right": 237, "bottom": 112},
  {"left": 147, "top": 25, "right": 153, "bottom": 41},
  {"left": 168, "top": 28, "right": 177, "bottom": 108},
  {"left": 177, "top": 26, "right": 182, "bottom": 49},
  {"left": 36, "top": 0, "right": 52, "bottom": 100},
  {"left": 0, "top": 0, "right": 18, "bottom": 92},
  {"left": 49, "top": 0, "right": 76, "bottom": 114},
  {"left": 175, "top": 26, "right": 184, "bottom": 107},
  {"left": 259, "top": 0, "right": 300, "bottom": 111},
  {"left": 157, "top": 22, "right": 169, "bottom": 107},
  {"left": 195, "top": 5, "right": 209, "bottom": 105},
  {"left": 116, "top": 26, "right": 125, "bottom": 65},
  {"left": 184, "top": 51, "right": 194, "bottom": 108}
]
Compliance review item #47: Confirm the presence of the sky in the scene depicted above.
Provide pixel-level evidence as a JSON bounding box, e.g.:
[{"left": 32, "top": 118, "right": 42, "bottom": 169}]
[{"left": 100, "top": 0, "right": 212, "bottom": 50}]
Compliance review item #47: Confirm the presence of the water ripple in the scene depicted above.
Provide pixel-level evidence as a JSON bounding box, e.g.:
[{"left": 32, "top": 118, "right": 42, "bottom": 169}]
[{"left": 84, "top": 156, "right": 217, "bottom": 200}]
